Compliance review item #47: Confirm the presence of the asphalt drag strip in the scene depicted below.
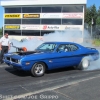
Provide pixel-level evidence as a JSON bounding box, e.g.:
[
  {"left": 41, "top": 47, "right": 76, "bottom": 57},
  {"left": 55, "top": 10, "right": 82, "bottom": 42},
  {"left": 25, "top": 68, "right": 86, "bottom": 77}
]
[
  {"left": 15, "top": 76, "right": 100, "bottom": 100},
  {"left": 0, "top": 64, "right": 100, "bottom": 100}
]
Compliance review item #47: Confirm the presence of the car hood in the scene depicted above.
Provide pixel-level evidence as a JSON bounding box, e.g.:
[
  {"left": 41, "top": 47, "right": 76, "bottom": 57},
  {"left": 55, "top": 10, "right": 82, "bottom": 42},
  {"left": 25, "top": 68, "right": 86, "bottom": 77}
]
[
  {"left": 22, "top": 52, "right": 53, "bottom": 61},
  {"left": 4, "top": 51, "right": 53, "bottom": 61}
]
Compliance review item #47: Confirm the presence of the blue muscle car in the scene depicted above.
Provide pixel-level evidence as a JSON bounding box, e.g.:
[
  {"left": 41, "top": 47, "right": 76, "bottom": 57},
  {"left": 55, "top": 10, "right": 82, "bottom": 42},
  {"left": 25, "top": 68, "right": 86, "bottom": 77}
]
[{"left": 3, "top": 42, "right": 99, "bottom": 77}]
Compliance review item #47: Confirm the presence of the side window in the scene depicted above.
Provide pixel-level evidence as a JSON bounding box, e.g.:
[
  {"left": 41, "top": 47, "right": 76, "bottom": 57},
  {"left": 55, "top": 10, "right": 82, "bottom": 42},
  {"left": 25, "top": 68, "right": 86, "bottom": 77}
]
[
  {"left": 69, "top": 44, "right": 78, "bottom": 51},
  {"left": 57, "top": 44, "right": 69, "bottom": 52}
]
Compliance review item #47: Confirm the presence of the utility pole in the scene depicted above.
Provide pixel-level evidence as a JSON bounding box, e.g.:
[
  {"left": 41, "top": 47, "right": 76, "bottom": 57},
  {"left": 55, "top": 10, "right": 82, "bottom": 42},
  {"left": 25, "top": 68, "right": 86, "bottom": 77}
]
[{"left": 91, "top": 18, "right": 93, "bottom": 38}]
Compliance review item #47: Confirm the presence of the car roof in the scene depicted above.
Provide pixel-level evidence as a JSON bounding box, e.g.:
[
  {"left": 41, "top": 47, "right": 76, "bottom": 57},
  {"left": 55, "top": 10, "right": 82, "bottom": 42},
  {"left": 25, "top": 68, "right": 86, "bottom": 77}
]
[{"left": 43, "top": 42, "right": 79, "bottom": 45}]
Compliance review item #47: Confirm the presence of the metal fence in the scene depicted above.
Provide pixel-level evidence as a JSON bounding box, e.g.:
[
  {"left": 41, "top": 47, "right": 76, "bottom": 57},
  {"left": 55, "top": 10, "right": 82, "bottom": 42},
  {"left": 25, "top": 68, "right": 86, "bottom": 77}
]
[{"left": 84, "top": 23, "right": 100, "bottom": 39}]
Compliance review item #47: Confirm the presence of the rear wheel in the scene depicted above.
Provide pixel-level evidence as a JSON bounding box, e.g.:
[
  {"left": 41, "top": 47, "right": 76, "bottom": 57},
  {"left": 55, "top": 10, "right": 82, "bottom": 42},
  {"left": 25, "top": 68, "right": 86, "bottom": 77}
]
[
  {"left": 78, "top": 58, "right": 90, "bottom": 70},
  {"left": 31, "top": 62, "right": 46, "bottom": 77}
]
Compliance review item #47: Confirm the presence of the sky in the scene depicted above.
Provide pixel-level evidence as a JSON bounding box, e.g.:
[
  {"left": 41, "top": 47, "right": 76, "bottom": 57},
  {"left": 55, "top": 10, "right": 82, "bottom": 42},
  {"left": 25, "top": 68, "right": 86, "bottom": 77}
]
[{"left": 0, "top": 0, "right": 99, "bottom": 28}]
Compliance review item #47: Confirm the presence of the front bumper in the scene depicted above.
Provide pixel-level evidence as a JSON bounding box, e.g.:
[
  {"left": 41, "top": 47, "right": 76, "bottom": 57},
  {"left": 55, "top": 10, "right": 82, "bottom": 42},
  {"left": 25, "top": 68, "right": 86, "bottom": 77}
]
[{"left": 4, "top": 59, "right": 28, "bottom": 71}]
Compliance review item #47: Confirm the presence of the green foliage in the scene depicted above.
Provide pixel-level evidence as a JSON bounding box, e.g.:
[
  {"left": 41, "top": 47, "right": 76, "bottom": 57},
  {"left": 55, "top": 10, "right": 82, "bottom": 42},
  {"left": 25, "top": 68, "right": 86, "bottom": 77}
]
[
  {"left": 92, "top": 39, "right": 100, "bottom": 46},
  {"left": 85, "top": 5, "right": 97, "bottom": 26},
  {"left": 97, "top": 6, "right": 100, "bottom": 16},
  {"left": 0, "top": 27, "right": 3, "bottom": 37},
  {"left": 85, "top": 7, "right": 91, "bottom": 26},
  {"left": 85, "top": 4, "right": 100, "bottom": 26},
  {"left": 90, "top": 5, "right": 97, "bottom": 26},
  {"left": 96, "top": 17, "right": 100, "bottom": 25},
  {"left": 0, "top": 28, "right": 2, "bottom": 34}
]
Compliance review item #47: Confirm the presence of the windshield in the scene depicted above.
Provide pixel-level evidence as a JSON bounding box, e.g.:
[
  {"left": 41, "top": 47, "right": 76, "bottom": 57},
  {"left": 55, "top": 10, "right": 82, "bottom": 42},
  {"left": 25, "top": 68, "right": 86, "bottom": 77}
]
[{"left": 35, "top": 43, "right": 57, "bottom": 52}]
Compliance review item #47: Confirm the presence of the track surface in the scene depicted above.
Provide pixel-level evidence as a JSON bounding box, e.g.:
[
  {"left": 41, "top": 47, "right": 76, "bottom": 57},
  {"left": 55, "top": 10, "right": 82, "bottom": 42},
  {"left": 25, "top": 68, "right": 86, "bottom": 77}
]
[{"left": 0, "top": 64, "right": 100, "bottom": 100}]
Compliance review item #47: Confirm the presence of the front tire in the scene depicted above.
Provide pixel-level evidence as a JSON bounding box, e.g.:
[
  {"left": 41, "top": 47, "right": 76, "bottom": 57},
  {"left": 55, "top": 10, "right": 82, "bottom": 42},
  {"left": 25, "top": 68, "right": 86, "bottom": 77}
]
[
  {"left": 78, "top": 58, "right": 90, "bottom": 70},
  {"left": 31, "top": 62, "right": 46, "bottom": 77}
]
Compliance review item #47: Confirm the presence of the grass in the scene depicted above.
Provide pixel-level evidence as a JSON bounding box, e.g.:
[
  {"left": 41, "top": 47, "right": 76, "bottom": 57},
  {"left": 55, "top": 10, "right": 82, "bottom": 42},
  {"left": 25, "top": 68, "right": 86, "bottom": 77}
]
[{"left": 92, "top": 39, "right": 100, "bottom": 46}]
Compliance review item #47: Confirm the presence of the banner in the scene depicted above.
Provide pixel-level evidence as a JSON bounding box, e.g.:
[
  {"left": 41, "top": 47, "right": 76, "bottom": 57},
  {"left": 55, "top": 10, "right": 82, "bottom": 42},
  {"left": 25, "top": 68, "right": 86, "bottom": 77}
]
[
  {"left": 23, "top": 14, "right": 40, "bottom": 18},
  {"left": 4, "top": 14, "right": 21, "bottom": 18},
  {"left": 20, "top": 25, "right": 40, "bottom": 30},
  {"left": 62, "top": 13, "right": 83, "bottom": 18},
  {"left": 41, "top": 25, "right": 61, "bottom": 30},
  {"left": 4, "top": 25, "right": 20, "bottom": 29},
  {"left": 61, "top": 25, "right": 83, "bottom": 30},
  {"left": 40, "top": 13, "right": 62, "bottom": 18}
]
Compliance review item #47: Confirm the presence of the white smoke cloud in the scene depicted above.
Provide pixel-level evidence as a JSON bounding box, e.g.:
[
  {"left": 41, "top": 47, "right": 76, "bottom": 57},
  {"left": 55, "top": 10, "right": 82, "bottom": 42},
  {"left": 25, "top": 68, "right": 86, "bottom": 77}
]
[
  {"left": 9, "top": 30, "right": 83, "bottom": 51},
  {"left": 86, "top": 49, "right": 100, "bottom": 71},
  {"left": 8, "top": 29, "right": 100, "bottom": 71},
  {"left": 87, "top": 60, "right": 100, "bottom": 70}
]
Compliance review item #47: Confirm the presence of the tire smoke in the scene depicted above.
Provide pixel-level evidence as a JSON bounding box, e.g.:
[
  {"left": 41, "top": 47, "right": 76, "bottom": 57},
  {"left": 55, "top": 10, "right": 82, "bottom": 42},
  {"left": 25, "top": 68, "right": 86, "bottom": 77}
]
[{"left": 9, "top": 29, "right": 100, "bottom": 71}]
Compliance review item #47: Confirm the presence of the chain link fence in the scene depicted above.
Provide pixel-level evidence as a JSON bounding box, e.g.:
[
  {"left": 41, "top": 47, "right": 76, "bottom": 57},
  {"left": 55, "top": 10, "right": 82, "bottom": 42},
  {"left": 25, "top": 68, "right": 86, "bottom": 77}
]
[
  {"left": 84, "top": 23, "right": 100, "bottom": 46},
  {"left": 84, "top": 23, "right": 100, "bottom": 39}
]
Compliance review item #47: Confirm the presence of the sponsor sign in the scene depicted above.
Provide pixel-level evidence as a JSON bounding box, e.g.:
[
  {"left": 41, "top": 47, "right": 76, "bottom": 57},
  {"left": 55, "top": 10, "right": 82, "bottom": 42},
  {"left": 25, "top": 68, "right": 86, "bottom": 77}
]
[
  {"left": 23, "top": 14, "right": 40, "bottom": 18},
  {"left": 20, "top": 25, "right": 40, "bottom": 30},
  {"left": 62, "top": 13, "right": 83, "bottom": 18},
  {"left": 42, "top": 25, "right": 61, "bottom": 30},
  {"left": 40, "top": 13, "right": 62, "bottom": 18},
  {"left": 62, "top": 25, "right": 83, "bottom": 30},
  {"left": 25, "top": 36, "right": 43, "bottom": 40},
  {"left": 4, "top": 25, "right": 20, "bottom": 29},
  {"left": 4, "top": 14, "right": 21, "bottom": 18}
]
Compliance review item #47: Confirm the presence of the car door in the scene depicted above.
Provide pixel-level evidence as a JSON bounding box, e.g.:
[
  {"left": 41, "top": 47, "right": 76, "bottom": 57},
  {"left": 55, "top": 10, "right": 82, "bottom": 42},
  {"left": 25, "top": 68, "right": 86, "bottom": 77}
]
[
  {"left": 51, "top": 44, "right": 75, "bottom": 69},
  {"left": 68, "top": 44, "right": 83, "bottom": 65}
]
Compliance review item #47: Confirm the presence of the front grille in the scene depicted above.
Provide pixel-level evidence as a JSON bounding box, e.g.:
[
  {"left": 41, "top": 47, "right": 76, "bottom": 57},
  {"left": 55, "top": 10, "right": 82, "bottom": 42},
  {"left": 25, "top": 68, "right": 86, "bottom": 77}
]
[
  {"left": 11, "top": 58, "right": 18, "bottom": 63},
  {"left": 6, "top": 57, "right": 10, "bottom": 61},
  {"left": 6, "top": 57, "right": 18, "bottom": 63}
]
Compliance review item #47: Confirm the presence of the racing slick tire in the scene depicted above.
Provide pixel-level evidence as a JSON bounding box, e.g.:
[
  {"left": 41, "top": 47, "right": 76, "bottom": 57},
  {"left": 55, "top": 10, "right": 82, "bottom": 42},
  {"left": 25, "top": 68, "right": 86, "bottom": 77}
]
[
  {"left": 78, "top": 57, "right": 90, "bottom": 70},
  {"left": 31, "top": 62, "right": 46, "bottom": 77}
]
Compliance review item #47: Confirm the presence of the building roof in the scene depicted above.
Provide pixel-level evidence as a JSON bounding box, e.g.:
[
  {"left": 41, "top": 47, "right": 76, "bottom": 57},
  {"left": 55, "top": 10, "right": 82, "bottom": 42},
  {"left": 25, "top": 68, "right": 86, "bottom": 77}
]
[{"left": 1, "top": 0, "right": 87, "bottom": 7}]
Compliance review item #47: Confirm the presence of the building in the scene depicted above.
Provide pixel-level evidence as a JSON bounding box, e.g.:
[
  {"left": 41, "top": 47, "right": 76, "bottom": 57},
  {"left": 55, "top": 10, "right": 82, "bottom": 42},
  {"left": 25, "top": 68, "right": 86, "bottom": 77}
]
[{"left": 1, "top": 0, "right": 87, "bottom": 41}]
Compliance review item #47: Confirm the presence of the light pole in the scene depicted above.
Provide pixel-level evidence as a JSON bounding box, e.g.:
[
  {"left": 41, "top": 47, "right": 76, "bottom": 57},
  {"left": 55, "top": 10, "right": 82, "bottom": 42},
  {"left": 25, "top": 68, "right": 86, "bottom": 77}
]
[{"left": 87, "top": 25, "right": 88, "bottom": 32}]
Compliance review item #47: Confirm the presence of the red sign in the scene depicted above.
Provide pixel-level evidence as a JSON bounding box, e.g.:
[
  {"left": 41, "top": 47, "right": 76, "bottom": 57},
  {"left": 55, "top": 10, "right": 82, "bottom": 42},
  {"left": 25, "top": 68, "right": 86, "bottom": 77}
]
[
  {"left": 42, "top": 25, "right": 60, "bottom": 30},
  {"left": 43, "top": 25, "right": 48, "bottom": 30}
]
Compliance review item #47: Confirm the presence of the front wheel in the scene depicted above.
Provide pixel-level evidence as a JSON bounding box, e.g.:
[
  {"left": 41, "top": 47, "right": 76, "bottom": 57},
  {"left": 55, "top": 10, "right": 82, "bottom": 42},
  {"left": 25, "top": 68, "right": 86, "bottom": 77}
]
[
  {"left": 78, "top": 58, "right": 90, "bottom": 70},
  {"left": 31, "top": 62, "right": 46, "bottom": 77}
]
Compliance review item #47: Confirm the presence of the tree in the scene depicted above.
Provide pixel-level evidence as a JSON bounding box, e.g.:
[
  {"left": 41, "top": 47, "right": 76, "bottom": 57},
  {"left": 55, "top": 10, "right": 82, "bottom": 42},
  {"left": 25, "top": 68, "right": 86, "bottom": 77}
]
[
  {"left": 85, "top": 7, "right": 91, "bottom": 26},
  {"left": 97, "top": 6, "right": 100, "bottom": 16},
  {"left": 85, "top": 4, "right": 97, "bottom": 27},
  {"left": 0, "top": 27, "right": 3, "bottom": 36},
  {"left": 96, "top": 6, "right": 100, "bottom": 25},
  {"left": 90, "top": 4, "right": 97, "bottom": 26},
  {"left": 96, "top": 17, "right": 100, "bottom": 25}
]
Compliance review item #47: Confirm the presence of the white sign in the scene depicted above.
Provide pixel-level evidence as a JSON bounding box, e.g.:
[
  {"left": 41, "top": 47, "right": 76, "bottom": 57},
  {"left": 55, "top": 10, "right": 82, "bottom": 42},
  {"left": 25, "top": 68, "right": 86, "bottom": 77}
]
[
  {"left": 20, "top": 25, "right": 40, "bottom": 30},
  {"left": 40, "top": 13, "right": 62, "bottom": 18},
  {"left": 41, "top": 25, "right": 61, "bottom": 30},
  {"left": 62, "top": 13, "right": 83, "bottom": 18},
  {"left": 62, "top": 25, "right": 83, "bottom": 30}
]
